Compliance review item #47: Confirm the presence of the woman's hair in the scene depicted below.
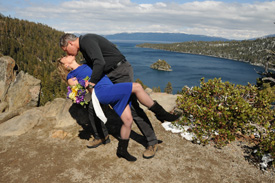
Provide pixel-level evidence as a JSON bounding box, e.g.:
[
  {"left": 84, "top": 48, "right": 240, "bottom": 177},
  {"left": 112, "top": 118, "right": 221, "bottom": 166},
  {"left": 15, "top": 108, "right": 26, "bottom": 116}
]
[
  {"left": 56, "top": 57, "right": 71, "bottom": 83},
  {"left": 59, "top": 33, "right": 78, "bottom": 47}
]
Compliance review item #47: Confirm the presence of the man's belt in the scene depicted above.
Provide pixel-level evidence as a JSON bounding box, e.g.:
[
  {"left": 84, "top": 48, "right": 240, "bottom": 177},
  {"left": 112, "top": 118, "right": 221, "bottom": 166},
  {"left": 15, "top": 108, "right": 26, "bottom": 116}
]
[{"left": 108, "top": 59, "right": 127, "bottom": 73}]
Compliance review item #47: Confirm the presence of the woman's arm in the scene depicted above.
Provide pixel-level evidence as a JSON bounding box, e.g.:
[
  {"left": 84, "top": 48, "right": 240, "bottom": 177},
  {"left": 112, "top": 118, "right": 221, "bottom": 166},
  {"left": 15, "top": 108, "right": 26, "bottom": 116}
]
[{"left": 68, "top": 77, "right": 78, "bottom": 86}]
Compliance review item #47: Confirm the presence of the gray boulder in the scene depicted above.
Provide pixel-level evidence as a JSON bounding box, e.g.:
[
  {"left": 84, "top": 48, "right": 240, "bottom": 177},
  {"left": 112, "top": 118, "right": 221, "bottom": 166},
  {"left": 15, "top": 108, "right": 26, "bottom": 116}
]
[
  {"left": 6, "top": 70, "right": 41, "bottom": 112},
  {"left": 0, "top": 56, "right": 41, "bottom": 125},
  {"left": 0, "top": 56, "right": 41, "bottom": 120},
  {"left": 0, "top": 108, "right": 42, "bottom": 136},
  {"left": 0, "top": 55, "right": 89, "bottom": 136},
  {"left": 42, "top": 98, "right": 78, "bottom": 128},
  {"left": 0, "top": 56, "right": 17, "bottom": 103}
]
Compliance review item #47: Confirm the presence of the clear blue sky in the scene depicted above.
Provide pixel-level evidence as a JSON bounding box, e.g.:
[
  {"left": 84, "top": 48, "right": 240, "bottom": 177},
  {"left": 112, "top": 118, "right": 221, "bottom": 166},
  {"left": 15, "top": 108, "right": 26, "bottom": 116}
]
[{"left": 1, "top": 0, "right": 274, "bottom": 39}]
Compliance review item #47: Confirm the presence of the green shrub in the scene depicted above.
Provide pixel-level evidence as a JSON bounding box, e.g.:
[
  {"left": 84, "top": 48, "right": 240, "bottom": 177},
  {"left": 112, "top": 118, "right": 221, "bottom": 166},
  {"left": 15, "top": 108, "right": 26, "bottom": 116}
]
[
  {"left": 257, "top": 83, "right": 275, "bottom": 160},
  {"left": 176, "top": 78, "right": 275, "bottom": 160}
]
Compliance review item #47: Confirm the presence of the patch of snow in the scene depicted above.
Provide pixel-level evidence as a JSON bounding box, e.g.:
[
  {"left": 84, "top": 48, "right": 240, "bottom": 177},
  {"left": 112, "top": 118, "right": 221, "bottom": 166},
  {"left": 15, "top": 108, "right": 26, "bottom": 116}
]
[
  {"left": 162, "top": 122, "right": 196, "bottom": 141},
  {"left": 260, "top": 154, "right": 274, "bottom": 170}
]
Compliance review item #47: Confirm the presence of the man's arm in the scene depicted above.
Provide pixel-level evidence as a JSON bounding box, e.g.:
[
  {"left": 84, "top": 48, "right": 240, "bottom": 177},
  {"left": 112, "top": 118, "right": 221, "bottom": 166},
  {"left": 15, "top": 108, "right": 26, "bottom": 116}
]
[{"left": 81, "top": 37, "right": 105, "bottom": 84}]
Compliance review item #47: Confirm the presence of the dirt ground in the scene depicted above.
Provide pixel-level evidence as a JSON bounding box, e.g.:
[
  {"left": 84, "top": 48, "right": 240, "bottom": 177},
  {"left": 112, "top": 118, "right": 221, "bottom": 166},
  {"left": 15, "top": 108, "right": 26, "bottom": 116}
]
[{"left": 0, "top": 111, "right": 274, "bottom": 183}]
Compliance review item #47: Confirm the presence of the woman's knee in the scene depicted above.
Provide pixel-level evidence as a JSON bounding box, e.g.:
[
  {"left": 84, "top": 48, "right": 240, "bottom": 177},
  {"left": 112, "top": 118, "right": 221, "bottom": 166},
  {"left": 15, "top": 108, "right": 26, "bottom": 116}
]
[
  {"left": 132, "top": 82, "right": 143, "bottom": 93},
  {"left": 121, "top": 109, "right": 133, "bottom": 127},
  {"left": 124, "top": 115, "right": 133, "bottom": 124},
  {"left": 122, "top": 120, "right": 133, "bottom": 129}
]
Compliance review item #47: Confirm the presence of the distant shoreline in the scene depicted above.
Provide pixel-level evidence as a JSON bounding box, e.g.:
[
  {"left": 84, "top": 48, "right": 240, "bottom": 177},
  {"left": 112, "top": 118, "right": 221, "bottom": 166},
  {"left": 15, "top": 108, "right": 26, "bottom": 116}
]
[{"left": 136, "top": 44, "right": 274, "bottom": 72}]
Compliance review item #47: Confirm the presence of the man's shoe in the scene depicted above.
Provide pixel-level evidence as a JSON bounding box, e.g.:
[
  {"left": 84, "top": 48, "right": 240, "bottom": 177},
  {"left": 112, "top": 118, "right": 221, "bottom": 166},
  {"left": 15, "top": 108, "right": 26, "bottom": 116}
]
[
  {"left": 143, "top": 144, "right": 158, "bottom": 159},
  {"left": 103, "top": 136, "right": 111, "bottom": 144},
  {"left": 87, "top": 136, "right": 110, "bottom": 148}
]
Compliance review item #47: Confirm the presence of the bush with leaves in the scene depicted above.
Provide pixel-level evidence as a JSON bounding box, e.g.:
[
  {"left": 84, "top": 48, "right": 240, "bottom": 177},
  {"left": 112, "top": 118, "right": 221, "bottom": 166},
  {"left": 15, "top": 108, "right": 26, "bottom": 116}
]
[
  {"left": 176, "top": 78, "right": 275, "bottom": 160},
  {"left": 256, "top": 83, "right": 275, "bottom": 161}
]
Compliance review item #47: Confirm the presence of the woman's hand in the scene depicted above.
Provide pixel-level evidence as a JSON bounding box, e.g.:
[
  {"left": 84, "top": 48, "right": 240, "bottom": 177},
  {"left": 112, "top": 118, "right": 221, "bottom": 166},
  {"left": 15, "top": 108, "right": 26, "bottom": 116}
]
[
  {"left": 85, "top": 80, "right": 89, "bottom": 88},
  {"left": 68, "top": 77, "right": 78, "bottom": 86}
]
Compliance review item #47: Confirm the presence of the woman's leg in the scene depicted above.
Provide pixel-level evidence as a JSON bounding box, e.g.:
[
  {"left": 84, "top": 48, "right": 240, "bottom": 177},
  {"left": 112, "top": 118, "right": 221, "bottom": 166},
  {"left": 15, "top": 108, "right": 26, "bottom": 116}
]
[
  {"left": 120, "top": 105, "right": 133, "bottom": 139},
  {"left": 131, "top": 83, "right": 154, "bottom": 108},
  {"left": 117, "top": 104, "right": 137, "bottom": 161},
  {"left": 132, "top": 82, "right": 181, "bottom": 122}
]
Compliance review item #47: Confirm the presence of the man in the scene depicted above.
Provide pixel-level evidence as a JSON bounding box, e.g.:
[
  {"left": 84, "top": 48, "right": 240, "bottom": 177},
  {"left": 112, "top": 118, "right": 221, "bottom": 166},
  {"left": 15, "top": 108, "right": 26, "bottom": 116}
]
[{"left": 60, "top": 33, "right": 159, "bottom": 159}]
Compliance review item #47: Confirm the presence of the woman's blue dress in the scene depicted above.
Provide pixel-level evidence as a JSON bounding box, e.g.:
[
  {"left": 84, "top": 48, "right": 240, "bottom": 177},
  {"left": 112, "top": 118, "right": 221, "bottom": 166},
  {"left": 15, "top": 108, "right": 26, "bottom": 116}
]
[{"left": 67, "top": 64, "right": 132, "bottom": 117}]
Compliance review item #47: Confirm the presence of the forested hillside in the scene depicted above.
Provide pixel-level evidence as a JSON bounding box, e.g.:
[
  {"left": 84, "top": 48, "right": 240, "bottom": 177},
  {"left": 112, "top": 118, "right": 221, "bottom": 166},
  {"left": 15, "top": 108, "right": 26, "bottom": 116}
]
[
  {"left": 137, "top": 38, "right": 275, "bottom": 68},
  {"left": 0, "top": 15, "right": 80, "bottom": 105}
]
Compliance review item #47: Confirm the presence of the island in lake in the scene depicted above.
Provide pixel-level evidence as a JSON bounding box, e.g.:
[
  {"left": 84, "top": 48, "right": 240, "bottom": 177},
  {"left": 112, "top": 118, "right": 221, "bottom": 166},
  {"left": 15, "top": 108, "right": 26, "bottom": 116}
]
[{"left": 150, "top": 59, "right": 172, "bottom": 71}]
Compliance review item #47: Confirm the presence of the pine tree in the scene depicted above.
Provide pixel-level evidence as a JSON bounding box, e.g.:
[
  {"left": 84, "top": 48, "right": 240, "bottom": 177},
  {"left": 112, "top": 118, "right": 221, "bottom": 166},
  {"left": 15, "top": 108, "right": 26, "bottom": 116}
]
[
  {"left": 164, "top": 82, "right": 172, "bottom": 94},
  {"left": 152, "top": 86, "right": 161, "bottom": 92},
  {"left": 0, "top": 15, "right": 66, "bottom": 106}
]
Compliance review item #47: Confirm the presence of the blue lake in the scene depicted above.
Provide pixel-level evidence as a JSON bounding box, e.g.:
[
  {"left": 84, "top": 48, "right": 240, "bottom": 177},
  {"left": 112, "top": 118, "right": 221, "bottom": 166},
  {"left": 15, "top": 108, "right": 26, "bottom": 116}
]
[{"left": 112, "top": 40, "right": 265, "bottom": 94}]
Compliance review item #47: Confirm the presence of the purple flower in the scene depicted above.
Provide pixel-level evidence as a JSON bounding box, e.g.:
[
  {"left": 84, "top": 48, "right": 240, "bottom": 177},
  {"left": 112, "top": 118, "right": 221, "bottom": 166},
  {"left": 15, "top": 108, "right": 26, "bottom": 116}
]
[
  {"left": 76, "top": 97, "right": 81, "bottom": 104},
  {"left": 66, "top": 76, "right": 90, "bottom": 106},
  {"left": 78, "top": 79, "right": 86, "bottom": 87}
]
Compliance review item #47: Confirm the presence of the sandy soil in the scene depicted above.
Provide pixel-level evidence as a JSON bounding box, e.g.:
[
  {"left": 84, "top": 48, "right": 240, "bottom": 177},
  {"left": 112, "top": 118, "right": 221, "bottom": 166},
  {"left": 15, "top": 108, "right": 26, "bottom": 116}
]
[{"left": 0, "top": 110, "right": 274, "bottom": 183}]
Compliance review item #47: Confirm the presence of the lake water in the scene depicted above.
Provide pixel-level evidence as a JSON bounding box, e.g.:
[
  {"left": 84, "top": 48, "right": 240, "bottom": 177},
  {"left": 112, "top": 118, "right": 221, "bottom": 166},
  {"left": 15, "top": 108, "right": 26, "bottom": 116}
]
[{"left": 112, "top": 40, "right": 265, "bottom": 94}]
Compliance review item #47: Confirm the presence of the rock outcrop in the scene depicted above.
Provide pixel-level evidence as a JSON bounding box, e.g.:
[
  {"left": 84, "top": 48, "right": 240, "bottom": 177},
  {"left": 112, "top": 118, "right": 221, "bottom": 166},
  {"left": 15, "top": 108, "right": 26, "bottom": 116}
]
[
  {"left": 0, "top": 56, "right": 42, "bottom": 135},
  {"left": 150, "top": 59, "right": 172, "bottom": 71},
  {"left": 6, "top": 71, "right": 41, "bottom": 112},
  {"left": 0, "top": 56, "right": 17, "bottom": 103},
  {"left": 0, "top": 108, "right": 43, "bottom": 136},
  {"left": 0, "top": 55, "right": 82, "bottom": 134},
  {"left": 41, "top": 98, "right": 77, "bottom": 128},
  {"left": 0, "top": 56, "right": 41, "bottom": 125}
]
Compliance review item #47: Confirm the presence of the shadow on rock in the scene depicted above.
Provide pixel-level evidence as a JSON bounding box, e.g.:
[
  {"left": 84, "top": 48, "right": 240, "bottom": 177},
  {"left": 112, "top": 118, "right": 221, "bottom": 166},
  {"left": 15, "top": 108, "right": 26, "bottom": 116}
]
[
  {"left": 68, "top": 103, "right": 93, "bottom": 140},
  {"left": 68, "top": 103, "right": 147, "bottom": 146}
]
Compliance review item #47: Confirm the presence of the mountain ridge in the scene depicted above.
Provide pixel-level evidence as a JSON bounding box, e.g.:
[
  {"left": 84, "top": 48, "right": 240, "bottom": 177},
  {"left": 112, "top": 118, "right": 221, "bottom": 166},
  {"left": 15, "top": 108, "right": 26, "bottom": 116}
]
[
  {"left": 76, "top": 32, "right": 275, "bottom": 43},
  {"left": 103, "top": 32, "right": 230, "bottom": 42}
]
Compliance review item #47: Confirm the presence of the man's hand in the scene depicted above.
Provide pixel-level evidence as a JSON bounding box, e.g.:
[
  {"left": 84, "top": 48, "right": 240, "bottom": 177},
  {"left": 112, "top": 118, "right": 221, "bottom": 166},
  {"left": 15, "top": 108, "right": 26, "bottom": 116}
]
[{"left": 86, "top": 82, "right": 95, "bottom": 93}]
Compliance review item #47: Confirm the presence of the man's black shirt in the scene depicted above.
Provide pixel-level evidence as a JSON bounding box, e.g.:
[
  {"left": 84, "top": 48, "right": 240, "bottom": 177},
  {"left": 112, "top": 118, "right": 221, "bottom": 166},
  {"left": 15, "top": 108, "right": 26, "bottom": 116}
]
[{"left": 79, "top": 34, "right": 125, "bottom": 84}]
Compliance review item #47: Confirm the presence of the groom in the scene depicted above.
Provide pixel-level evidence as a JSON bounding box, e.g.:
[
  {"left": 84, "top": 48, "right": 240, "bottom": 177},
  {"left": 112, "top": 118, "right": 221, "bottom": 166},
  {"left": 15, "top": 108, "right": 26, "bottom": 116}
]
[{"left": 59, "top": 33, "right": 159, "bottom": 159}]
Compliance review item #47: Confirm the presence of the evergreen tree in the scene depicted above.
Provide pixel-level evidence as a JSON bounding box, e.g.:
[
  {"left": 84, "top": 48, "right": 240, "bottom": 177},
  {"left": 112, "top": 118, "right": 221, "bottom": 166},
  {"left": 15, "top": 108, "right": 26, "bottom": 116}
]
[
  {"left": 0, "top": 15, "right": 66, "bottom": 105},
  {"left": 164, "top": 82, "right": 172, "bottom": 94},
  {"left": 152, "top": 86, "right": 161, "bottom": 92}
]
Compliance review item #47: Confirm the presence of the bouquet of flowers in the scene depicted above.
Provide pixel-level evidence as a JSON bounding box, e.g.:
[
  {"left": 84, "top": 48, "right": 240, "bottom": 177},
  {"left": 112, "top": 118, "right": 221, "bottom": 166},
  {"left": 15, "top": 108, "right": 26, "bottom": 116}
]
[{"left": 67, "top": 76, "right": 90, "bottom": 106}]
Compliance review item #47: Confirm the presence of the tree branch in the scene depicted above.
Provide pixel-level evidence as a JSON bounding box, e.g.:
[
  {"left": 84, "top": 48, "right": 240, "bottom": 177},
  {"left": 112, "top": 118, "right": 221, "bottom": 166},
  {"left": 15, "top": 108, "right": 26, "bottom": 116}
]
[{"left": 262, "top": 77, "right": 275, "bottom": 83}]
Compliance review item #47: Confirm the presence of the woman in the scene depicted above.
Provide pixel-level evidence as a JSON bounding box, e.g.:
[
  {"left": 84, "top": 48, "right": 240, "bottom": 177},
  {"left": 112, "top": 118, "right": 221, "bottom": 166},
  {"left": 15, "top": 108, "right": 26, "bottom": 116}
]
[{"left": 57, "top": 55, "right": 180, "bottom": 161}]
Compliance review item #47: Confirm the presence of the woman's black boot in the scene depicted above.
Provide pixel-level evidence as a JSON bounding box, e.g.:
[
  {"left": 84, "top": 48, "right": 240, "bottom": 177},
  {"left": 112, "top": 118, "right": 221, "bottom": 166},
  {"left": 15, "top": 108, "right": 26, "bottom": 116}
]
[
  {"left": 149, "top": 101, "right": 181, "bottom": 122},
  {"left": 116, "top": 138, "right": 137, "bottom": 162}
]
